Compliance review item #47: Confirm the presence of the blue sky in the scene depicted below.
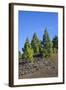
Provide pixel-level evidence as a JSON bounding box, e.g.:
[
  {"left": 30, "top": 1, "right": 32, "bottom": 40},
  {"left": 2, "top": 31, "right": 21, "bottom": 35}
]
[{"left": 18, "top": 11, "right": 58, "bottom": 52}]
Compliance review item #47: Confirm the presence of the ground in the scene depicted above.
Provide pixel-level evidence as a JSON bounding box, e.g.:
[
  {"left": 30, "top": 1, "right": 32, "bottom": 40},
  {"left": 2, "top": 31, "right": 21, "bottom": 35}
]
[{"left": 19, "top": 53, "right": 58, "bottom": 79}]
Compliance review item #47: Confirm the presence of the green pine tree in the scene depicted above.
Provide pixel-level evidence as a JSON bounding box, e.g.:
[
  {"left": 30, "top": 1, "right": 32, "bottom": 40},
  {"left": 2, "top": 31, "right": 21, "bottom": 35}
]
[
  {"left": 22, "top": 38, "right": 34, "bottom": 62},
  {"left": 31, "top": 33, "right": 41, "bottom": 55},
  {"left": 52, "top": 36, "right": 58, "bottom": 53},
  {"left": 42, "top": 28, "right": 53, "bottom": 57},
  {"left": 19, "top": 51, "right": 22, "bottom": 59},
  {"left": 19, "top": 51, "right": 22, "bottom": 63}
]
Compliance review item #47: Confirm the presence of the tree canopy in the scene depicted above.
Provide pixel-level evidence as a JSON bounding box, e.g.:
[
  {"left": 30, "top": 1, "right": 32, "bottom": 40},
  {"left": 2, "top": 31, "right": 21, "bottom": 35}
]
[{"left": 19, "top": 28, "right": 58, "bottom": 61}]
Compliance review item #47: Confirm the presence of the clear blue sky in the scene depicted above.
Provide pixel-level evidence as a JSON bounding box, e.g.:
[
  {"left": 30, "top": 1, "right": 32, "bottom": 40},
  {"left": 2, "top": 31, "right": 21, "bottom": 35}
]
[{"left": 18, "top": 11, "right": 58, "bottom": 52}]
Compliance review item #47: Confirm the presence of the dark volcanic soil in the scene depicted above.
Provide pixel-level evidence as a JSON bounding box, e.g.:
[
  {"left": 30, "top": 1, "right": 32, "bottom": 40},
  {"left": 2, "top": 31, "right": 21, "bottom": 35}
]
[{"left": 19, "top": 54, "right": 58, "bottom": 79}]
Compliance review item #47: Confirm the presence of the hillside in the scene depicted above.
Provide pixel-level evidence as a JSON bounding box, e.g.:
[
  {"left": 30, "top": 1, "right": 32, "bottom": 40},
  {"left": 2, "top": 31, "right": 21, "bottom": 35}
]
[{"left": 19, "top": 53, "right": 58, "bottom": 79}]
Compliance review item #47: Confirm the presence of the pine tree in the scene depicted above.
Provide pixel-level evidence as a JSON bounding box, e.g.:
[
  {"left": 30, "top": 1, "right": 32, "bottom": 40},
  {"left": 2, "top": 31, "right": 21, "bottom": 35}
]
[
  {"left": 52, "top": 36, "right": 58, "bottom": 49},
  {"left": 52, "top": 36, "right": 58, "bottom": 53},
  {"left": 22, "top": 38, "right": 34, "bottom": 62},
  {"left": 19, "top": 51, "right": 22, "bottom": 59},
  {"left": 42, "top": 28, "right": 53, "bottom": 57},
  {"left": 31, "top": 33, "right": 41, "bottom": 55},
  {"left": 19, "top": 51, "right": 22, "bottom": 63}
]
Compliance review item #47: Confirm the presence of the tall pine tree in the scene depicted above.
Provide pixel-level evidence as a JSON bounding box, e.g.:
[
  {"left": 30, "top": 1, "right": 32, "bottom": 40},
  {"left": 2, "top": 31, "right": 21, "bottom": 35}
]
[
  {"left": 42, "top": 28, "right": 53, "bottom": 57},
  {"left": 19, "top": 51, "right": 22, "bottom": 59},
  {"left": 22, "top": 38, "right": 34, "bottom": 62},
  {"left": 31, "top": 33, "right": 41, "bottom": 55},
  {"left": 52, "top": 36, "right": 58, "bottom": 49},
  {"left": 52, "top": 35, "right": 58, "bottom": 53}
]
